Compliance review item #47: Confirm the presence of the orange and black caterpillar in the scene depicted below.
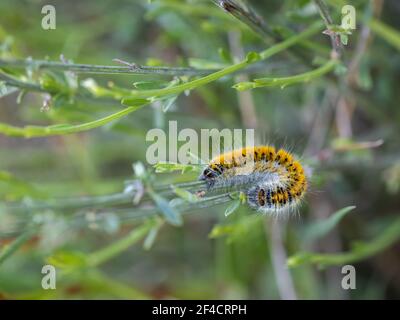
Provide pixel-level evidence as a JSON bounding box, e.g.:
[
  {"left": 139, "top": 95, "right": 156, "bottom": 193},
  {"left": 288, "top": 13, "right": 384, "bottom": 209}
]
[{"left": 199, "top": 145, "right": 307, "bottom": 213}]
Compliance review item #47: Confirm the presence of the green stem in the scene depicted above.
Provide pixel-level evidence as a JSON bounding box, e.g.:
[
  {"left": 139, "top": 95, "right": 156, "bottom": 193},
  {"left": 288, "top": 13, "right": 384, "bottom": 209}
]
[
  {"left": 0, "top": 104, "right": 145, "bottom": 138},
  {"left": 0, "top": 58, "right": 217, "bottom": 76},
  {"left": 0, "top": 71, "right": 119, "bottom": 106},
  {"left": 86, "top": 220, "right": 156, "bottom": 267},
  {"left": 84, "top": 269, "right": 150, "bottom": 298},
  {"left": 0, "top": 227, "right": 37, "bottom": 265},
  {"left": 0, "top": 72, "right": 45, "bottom": 92},
  {"left": 233, "top": 59, "right": 338, "bottom": 91}
]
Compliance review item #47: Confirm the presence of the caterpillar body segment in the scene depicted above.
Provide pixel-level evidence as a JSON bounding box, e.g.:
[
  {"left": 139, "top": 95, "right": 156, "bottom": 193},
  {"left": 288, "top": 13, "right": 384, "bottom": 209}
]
[{"left": 199, "top": 145, "right": 307, "bottom": 213}]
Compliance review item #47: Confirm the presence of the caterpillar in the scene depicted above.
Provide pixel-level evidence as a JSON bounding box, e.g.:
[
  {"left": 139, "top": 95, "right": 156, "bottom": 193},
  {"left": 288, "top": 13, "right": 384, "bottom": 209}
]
[{"left": 199, "top": 145, "right": 307, "bottom": 214}]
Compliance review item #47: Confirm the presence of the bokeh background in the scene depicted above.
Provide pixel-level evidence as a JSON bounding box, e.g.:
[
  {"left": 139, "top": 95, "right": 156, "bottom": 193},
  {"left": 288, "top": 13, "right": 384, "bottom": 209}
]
[{"left": 0, "top": 0, "right": 399, "bottom": 299}]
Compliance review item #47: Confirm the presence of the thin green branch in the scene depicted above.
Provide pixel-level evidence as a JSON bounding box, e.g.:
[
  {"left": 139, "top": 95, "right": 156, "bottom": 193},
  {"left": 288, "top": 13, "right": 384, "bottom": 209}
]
[
  {"left": 0, "top": 72, "right": 45, "bottom": 92},
  {"left": 0, "top": 227, "right": 37, "bottom": 265},
  {"left": 0, "top": 71, "right": 121, "bottom": 107},
  {"left": 2, "top": 191, "right": 235, "bottom": 238},
  {"left": 0, "top": 58, "right": 217, "bottom": 76},
  {"left": 0, "top": 104, "right": 146, "bottom": 138},
  {"left": 88, "top": 193, "right": 233, "bottom": 224},
  {"left": 233, "top": 59, "right": 338, "bottom": 91},
  {"left": 4, "top": 178, "right": 226, "bottom": 215},
  {"left": 1, "top": 173, "right": 236, "bottom": 236},
  {"left": 52, "top": 192, "right": 231, "bottom": 269}
]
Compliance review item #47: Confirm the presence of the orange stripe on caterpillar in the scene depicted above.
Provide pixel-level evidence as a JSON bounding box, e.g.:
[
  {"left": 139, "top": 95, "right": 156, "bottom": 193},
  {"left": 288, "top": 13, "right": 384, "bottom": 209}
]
[{"left": 199, "top": 145, "right": 308, "bottom": 213}]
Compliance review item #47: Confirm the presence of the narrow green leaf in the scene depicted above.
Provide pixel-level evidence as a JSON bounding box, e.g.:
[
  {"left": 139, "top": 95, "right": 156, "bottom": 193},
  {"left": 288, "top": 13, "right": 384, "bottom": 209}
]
[
  {"left": 224, "top": 199, "right": 241, "bottom": 217},
  {"left": 143, "top": 219, "right": 163, "bottom": 250},
  {"left": 161, "top": 95, "right": 178, "bottom": 112},
  {"left": 304, "top": 206, "right": 356, "bottom": 242},
  {"left": 149, "top": 192, "right": 183, "bottom": 226},
  {"left": 0, "top": 228, "right": 37, "bottom": 266},
  {"left": 133, "top": 81, "right": 169, "bottom": 90},
  {"left": 120, "top": 98, "right": 150, "bottom": 106}
]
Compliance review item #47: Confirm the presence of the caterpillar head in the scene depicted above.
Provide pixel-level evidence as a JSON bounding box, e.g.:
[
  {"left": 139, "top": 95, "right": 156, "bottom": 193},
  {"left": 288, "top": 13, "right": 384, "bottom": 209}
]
[{"left": 198, "top": 167, "right": 219, "bottom": 181}]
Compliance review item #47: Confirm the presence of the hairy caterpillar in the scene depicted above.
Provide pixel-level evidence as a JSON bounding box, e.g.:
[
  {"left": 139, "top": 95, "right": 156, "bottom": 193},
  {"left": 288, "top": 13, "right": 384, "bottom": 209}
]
[{"left": 199, "top": 145, "right": 307, "bottom": 213}]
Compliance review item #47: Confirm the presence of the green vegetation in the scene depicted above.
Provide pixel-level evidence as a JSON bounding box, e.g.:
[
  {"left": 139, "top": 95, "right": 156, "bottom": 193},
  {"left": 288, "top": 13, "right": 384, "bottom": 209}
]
[{"left": 0, "top": 0, "right": 399, "bottom": 300}]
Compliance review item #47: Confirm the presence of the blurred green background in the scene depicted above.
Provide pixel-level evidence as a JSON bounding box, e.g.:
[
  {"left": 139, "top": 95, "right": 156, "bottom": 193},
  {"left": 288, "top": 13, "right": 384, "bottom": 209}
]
[{"left": 0, "top": 0, "right": 399, "bottom": 299}]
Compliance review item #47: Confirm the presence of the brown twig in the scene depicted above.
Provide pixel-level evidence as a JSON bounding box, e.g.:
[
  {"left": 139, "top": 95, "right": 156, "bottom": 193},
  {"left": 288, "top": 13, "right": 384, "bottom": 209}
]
[
  {"left": 265, "top": 219, "right": 298, "bottom": 300},
  {"left": 228, "top": 31, "right": 258, "bottom": 129},
  {"left": 314, "top": 0, "right": 343, "bottom": 58}
]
